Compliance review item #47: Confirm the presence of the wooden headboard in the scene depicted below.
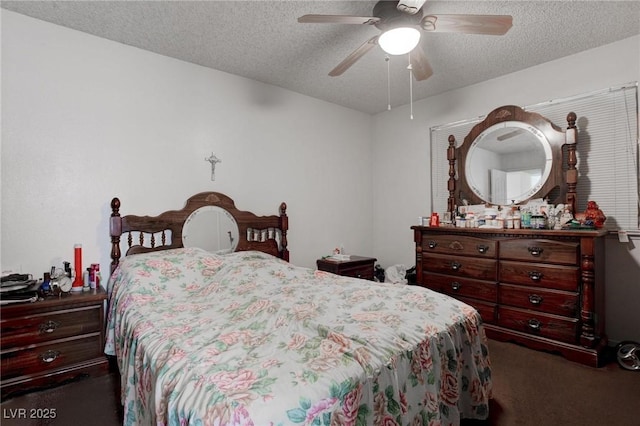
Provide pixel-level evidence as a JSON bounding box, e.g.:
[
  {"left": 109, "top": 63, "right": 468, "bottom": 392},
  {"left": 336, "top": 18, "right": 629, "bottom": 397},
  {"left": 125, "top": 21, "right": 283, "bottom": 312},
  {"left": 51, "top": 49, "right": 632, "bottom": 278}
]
[{"left": 109, "top": 192, "right": 288, "bottom": 273}]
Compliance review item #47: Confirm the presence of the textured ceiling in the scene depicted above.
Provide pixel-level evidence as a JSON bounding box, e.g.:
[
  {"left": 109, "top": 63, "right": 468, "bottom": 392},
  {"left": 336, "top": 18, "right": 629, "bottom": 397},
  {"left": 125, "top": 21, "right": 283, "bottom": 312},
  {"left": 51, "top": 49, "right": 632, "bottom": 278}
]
[{"left": 2, "top": 1, "right": 639, "bottom": 115}]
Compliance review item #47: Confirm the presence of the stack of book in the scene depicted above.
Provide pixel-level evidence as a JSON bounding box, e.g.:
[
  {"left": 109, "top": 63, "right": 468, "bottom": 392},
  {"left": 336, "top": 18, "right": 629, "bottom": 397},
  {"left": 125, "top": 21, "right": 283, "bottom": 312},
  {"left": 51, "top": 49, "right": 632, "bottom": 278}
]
[{"left": 1, "top": 274, "right": 40, "bottom": 304}]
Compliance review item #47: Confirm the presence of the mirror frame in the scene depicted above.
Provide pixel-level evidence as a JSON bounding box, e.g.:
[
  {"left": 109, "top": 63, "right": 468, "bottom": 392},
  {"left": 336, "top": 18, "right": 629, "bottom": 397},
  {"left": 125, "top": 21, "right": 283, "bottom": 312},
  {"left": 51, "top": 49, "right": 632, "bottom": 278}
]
[{"left": 448, "top": 105, "right": 577, "bottom": 216}]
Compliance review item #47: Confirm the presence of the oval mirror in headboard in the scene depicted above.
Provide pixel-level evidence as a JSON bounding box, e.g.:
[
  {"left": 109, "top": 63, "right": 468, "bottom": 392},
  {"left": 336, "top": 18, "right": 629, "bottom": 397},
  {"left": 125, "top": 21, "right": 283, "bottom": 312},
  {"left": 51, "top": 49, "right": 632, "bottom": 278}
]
[{"left": 182, "top": 205, "right": 239, "bottom": 254}]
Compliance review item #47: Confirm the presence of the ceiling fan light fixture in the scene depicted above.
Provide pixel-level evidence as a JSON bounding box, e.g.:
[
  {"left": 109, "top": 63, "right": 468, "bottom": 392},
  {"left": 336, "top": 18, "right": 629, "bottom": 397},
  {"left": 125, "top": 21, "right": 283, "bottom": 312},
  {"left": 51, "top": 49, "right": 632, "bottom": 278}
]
[{"left": 378, "top": 27, "right": 421, "bottom": 55}]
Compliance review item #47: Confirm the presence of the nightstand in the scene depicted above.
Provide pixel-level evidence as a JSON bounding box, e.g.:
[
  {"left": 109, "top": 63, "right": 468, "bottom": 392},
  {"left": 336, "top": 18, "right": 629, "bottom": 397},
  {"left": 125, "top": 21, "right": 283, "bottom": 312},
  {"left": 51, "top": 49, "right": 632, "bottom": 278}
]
[
  {"left": 316, "top": 255, "right": 377, "bottom": 280},
  {"left": 1, "top": 288, "right": 109, "bottom": 400}
]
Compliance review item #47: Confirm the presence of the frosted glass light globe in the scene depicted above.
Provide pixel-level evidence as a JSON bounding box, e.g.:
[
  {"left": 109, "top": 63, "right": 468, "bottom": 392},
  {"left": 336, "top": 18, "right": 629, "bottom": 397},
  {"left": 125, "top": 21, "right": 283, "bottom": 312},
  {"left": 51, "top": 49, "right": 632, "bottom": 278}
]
[{"left": 378, "top": 27, "right": 421, "bottom": 55}]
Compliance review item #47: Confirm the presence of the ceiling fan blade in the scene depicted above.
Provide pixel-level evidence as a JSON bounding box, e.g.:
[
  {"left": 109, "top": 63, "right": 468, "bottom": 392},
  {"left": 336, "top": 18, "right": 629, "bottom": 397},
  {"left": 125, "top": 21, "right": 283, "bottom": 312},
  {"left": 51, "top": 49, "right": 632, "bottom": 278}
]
[
  {"left": 298, "top": 15, "right": 380, "bottom": 25},
  {"left": 421, "top": 14, "right": 513, "bottom": 35},
  {"left": 329, "top": 36, "right": 379, "bottom": 77},
  {"left": 409, "top": 46, "right": 433, "bottom": 81}
]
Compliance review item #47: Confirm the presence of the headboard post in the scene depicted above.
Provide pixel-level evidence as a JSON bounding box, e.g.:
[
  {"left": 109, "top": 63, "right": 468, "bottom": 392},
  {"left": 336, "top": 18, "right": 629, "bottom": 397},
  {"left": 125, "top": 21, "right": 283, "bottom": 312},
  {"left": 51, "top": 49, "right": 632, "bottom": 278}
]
[
  {"left": 565, "top": 112, "right": 578, "bottom": 214},
  {"left": 279, "top": 202, "right": 289, "bottom": 262},
  {"left": 447, "top": 135, "right": 457, "bottom": 218},
  {"left": 110, "top": 197, "right": 122, "bottom": 274}
]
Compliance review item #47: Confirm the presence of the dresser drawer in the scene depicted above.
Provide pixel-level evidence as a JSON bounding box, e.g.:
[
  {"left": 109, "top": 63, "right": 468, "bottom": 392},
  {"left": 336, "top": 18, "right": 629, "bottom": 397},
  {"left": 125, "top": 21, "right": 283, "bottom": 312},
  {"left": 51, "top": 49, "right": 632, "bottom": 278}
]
[
  {"left": 500, "top": 238, "right": 579, "bottom": 266},
  {"left": 1, "top": 306, "right": 103, "bottom": 348},
  {"left": 499, "top": 260, "right": 579, "bottom": 291},
  {"left": 1, "top": 333, "right": 104, "bottom": 380},
  {"left": 422, "top": 234, "right": 497, "bottom": 258},
  {"left": 457, "top": 296, "right": 497, "bottom": 325},
  {"left": 424, "top": 253, "right": 497, "bottom": 281},
  {"left": 499, "top": 283, "right": 579, "bottom": 317},
  {"left": 498, "top": 306, "right": 578, "bottom": 344},
  {"left": 424, "top": 272, "right": 497, "bottom": 303}
]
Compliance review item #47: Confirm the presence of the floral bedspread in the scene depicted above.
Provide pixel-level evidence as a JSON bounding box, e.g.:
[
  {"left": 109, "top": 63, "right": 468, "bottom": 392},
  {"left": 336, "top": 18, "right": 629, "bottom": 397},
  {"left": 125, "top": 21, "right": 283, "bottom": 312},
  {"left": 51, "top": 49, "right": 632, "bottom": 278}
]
[{"left": 105, "top": 248, "right": 491, "bottom": 426}]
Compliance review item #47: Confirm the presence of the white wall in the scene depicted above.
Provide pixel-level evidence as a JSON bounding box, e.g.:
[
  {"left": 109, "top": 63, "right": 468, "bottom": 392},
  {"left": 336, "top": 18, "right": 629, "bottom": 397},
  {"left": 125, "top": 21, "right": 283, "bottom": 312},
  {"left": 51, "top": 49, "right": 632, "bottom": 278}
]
[
  {"left": 1, "top": 10, "right": 374, "bottom": 276},
  {"left": 2, "top": 10, "right": 638, "bottom": 345},
  {"left": 372, "top": 35, "right": 640, "bottom": 343}
]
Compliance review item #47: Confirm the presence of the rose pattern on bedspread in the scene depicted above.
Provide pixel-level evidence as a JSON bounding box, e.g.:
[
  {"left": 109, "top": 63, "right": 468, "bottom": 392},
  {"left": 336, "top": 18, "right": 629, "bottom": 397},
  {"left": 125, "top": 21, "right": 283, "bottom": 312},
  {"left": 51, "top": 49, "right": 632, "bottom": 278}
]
[{"left": 105, "top": 248, "right": 491, "bottom": 426}]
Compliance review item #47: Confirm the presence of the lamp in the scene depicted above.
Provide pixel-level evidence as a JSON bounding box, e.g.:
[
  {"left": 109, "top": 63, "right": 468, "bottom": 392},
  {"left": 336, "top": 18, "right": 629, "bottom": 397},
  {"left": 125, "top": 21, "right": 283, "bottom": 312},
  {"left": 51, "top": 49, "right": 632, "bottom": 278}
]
[{"left": 378, "top": 27, "right": 421, "bottom": 55}]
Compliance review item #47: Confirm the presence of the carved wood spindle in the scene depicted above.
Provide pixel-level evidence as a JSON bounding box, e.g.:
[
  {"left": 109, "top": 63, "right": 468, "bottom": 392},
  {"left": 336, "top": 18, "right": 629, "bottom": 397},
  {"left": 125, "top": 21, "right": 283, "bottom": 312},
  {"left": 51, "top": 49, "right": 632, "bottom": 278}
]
[
  {"left": 110, "top": 197, "right": 122, "bottom": 274},
  {"left": 579, "top": 238, "right": 596, "bottom": 347},
  {"left": 138, "top": 232, "right": 144, "bottom": 247},
  {"left": 161, "top": 230, "right": 166, "bottom": 246},
  {"left": 279, "top": 202, "right": 289, "bottom": 262},
  {"left": 150, "top": 233, "right": 156, "bottom": 248},
  {"left": 414, "top": 229, "right": 423, "bottom": 284},
  {"left": 447, "top": 135, "right": 457, "bottom": 218},
  {"left": 565, "top": 112, "right": 578, "bottom": 214}
]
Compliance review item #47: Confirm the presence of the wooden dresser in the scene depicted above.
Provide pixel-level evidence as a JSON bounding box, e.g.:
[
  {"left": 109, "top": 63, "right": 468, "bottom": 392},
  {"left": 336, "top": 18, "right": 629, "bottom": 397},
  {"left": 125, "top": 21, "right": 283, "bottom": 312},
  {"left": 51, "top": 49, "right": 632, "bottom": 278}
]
[
  {"left": 1, "top": 288, "right": 109, "bottom": 400},
  {"left": 412, "top": 226, "right": 607, "bottom": 367}
]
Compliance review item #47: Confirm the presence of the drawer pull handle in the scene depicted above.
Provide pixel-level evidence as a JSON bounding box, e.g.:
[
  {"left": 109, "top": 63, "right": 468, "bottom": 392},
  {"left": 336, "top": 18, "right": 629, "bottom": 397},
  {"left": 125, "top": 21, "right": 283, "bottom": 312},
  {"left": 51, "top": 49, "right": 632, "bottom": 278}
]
[
  {"left": 40, "top": 350, "right": 61, "bottom": 363},
  {"left": 528, "top": 247, "right": 544, "bottom": 256},
  {"left": 451, "top": 282, "right": 461, "bottom": 291},
  {"left": 450, "top": 261, "right": 462, "bottom": 271},
  {"left": 476, "top": 244, "right": 489, "bottom": 254},
  {"left": 527, "top": 319, "right": 542, "bottom": 331},
  {"left": 39, "top": 320, "right": 60, "bottom": 334},
  {"left": 528, "top": 271, "right": 543, "bottom": 281},
  {"left": 428, "top": 240, "right": 438, "bottom": 249},
  {"left": 528, "top": 294, "right": 544, "bottom": 305}
]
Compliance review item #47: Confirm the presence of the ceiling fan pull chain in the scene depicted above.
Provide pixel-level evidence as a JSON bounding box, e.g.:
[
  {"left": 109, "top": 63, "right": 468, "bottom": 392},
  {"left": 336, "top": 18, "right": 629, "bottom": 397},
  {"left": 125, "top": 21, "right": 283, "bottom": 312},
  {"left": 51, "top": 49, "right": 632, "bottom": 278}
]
[
  {"left": 386, "top": 55, "right": 391, "bottom": 111},
  {"left": 408, "top": 54, "right": 414, "bottom": 120}
]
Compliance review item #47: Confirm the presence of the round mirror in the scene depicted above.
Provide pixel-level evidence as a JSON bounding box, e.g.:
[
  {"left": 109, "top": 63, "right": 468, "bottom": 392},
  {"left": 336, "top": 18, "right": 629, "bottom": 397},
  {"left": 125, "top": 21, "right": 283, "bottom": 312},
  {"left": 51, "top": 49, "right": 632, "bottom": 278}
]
[
  {"left": 464, "top": 121, "right": 553, "bottom": 205},
  {"left": 182, "top": 206, "right": 239, "bottom": 254}
]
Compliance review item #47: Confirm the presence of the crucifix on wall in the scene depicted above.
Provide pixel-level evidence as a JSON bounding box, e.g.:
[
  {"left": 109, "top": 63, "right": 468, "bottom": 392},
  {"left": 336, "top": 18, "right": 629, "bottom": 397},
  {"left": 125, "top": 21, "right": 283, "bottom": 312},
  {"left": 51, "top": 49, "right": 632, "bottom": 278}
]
[{"left": 205, "top": 152, "right": 222, "bottom": 181}]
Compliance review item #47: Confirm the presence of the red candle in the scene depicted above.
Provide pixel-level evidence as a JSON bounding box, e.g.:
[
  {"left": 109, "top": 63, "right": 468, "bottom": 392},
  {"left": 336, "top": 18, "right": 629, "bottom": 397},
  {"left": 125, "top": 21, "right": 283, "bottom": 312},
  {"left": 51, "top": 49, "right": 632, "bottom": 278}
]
[{"left": 72, "top": 244, "right": 84, "bottom": 290}]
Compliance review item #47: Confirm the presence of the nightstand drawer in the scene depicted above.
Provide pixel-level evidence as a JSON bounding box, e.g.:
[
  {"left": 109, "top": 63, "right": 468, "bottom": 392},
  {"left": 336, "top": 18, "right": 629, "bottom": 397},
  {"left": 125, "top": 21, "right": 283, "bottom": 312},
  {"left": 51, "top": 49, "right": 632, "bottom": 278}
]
[
  {"left": 317, "top": 255, "right": 377, "bottom": 281},
  {"left": 1, "top": 333, "right": 104, "bottom": 380},
  {"left": 336, "top": 264, "right": 374, "bottom": 280},
  {"left": 1, "top": 288, "right": 109, "bottom": 399},
  {"left": 1, "top": 305, "right": 103, "bottom": 348}
]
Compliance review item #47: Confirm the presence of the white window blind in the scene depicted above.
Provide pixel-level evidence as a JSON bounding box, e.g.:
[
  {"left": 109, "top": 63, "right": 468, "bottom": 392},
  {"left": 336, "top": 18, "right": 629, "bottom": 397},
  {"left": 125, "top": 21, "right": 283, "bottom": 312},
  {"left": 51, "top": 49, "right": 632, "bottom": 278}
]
[{"left": 430, "top": 83, "right": 639, "bottom": 231}]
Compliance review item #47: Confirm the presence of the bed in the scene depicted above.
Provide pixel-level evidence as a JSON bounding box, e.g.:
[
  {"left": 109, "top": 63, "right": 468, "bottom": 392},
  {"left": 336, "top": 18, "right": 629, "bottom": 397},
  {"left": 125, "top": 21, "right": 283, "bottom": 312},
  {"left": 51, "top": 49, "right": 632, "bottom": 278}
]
[{"left": 105, "top": 192, "right": 492, "bottom": 425}]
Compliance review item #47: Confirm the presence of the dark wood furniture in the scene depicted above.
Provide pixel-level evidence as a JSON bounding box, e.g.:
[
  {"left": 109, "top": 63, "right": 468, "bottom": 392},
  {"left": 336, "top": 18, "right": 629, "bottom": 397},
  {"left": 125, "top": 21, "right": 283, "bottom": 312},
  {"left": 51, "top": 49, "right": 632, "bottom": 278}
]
[
  {"left": 412, "top": 226, "right": 606, "bottom": 366},
  {"left": 110, "top": 192, "right": 289, "bottom": 273},
  {"left": 447, "top": 105, "right": 578, "bottom": 215},
  {"left": 413, "top": 105, "right": 608, "bottom": 367},
  {"left": 316, "top": 255, "right": 377, "bottom": 280},
  {"left": 1, "top": 288, "right": 109, "bottom": 400}
]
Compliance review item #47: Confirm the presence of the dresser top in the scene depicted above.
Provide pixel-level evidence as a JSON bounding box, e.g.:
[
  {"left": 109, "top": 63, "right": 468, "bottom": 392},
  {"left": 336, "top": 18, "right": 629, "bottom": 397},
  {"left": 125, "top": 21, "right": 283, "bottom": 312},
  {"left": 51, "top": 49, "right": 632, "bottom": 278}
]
[
  {"left": 1, "top": 287, "right": 107, "bottom": 317},
  {"left": 411, "top": 225, "right": 607, "bottom": 238}
]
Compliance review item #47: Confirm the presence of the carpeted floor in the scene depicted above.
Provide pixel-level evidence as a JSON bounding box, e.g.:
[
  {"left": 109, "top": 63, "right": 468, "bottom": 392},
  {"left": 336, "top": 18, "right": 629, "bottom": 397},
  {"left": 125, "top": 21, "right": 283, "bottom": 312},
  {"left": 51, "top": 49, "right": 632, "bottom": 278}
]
[
  {"left": 2, "top": 339, "right": 638, "bottom": 425},
  {"left": 467, "top": 340, "right": 639, "bottom": 426}
]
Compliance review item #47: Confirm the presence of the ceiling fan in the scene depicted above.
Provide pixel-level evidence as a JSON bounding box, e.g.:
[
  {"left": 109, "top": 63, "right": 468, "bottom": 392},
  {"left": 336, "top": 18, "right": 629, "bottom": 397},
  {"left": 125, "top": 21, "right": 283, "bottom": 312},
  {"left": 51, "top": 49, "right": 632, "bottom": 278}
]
[{"left": 298, "top": 0, "right": 512, "bottom": 81}]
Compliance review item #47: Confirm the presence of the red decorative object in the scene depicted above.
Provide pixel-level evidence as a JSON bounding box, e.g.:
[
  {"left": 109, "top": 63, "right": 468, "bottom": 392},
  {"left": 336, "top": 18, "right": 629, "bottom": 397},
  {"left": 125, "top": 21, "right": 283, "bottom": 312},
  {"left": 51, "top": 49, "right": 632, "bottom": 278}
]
[
  {"left": 72, "top": 244, "right": 84, "bottom": 290},
  {"left": 430, "top": 213, "right": 440, "bottom": 227},
  {"left": 584, "top": 201, "right": 606, "bottom": 228}
]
